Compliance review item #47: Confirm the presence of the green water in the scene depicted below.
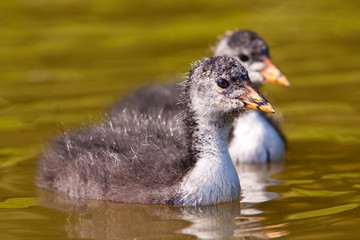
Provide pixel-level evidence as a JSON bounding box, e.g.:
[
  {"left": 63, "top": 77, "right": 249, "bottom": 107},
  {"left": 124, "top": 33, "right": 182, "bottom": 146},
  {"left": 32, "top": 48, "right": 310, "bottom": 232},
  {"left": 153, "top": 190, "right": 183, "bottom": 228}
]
[{"left": 1, "top": 0, "right": 359, "bottom": 239}]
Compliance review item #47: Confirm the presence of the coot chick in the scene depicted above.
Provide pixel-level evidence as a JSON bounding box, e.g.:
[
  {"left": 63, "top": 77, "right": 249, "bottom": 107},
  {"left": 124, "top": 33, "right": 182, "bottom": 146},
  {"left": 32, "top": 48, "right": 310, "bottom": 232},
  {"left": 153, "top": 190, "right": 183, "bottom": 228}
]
[{"left": 36, "top": 56, "right": 274, "bottom": 206}]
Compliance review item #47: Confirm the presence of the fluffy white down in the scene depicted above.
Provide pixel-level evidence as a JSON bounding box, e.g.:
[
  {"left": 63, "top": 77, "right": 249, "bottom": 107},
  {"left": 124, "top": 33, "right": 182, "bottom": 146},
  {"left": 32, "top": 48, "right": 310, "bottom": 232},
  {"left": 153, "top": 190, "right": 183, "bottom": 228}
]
[
  {"left": 175, "top": 122, "right": 241, "bottom": 206},
  {"left": 229, "top": 111, "right": 285, "bottom": 164}
]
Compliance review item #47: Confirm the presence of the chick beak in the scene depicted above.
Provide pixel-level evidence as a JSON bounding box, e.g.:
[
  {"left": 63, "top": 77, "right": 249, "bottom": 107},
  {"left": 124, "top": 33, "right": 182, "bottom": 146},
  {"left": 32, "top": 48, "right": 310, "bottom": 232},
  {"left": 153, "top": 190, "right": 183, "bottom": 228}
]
[
  {"left": 240, "top": 81, "right": 275, "bottom": 113},
  {"left": 260, "top": 56, "right": 290, "bottom": 87}
]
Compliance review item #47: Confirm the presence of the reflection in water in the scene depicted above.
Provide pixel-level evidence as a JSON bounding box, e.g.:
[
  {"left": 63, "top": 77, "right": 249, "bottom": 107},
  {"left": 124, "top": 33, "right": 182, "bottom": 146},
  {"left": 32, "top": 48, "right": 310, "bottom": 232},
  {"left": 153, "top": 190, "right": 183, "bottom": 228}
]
[
  {"left": 37, "top": 161, "right": 287, "bottom": 240},
  {"left": 237, "top": 163, "right": 284, "bottom": 204}
]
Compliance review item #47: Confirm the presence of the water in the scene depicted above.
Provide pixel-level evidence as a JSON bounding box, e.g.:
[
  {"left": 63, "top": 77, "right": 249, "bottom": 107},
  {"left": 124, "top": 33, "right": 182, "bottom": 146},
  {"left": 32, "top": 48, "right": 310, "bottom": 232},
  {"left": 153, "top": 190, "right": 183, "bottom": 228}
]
[{"left": 0, "top": 0, "right": 359, "bottom": 239}]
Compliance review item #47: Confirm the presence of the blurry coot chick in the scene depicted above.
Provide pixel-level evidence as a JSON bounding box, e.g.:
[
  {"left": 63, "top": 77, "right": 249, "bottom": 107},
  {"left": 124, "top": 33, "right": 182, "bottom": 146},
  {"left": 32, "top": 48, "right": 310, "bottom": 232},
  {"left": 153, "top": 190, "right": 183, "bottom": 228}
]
[
  {"left": 214, "top": 29, "right": 289, "bottom": 88},
  {"left": 36, "top": 56, "right": 274, "bottom": 206},
  {"left": 110, "top": 30, "right": 288, "bottom": 164}
]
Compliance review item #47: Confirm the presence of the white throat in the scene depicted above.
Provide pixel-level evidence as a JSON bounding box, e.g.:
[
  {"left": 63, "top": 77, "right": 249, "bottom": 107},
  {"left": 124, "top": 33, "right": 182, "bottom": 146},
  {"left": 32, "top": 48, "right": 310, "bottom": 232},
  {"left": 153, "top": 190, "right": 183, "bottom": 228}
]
[
  {"left": 174, "top": 117, "right": 241, "bottom": 206},
  {"left": 229, "top": 111, "right": 285, "bottom": 164}
]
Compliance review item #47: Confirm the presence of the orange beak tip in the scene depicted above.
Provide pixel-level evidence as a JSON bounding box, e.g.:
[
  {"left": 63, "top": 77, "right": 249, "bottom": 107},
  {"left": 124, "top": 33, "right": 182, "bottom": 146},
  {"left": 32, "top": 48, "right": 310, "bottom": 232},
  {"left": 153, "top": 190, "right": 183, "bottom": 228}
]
[
  {"left": 241, "top": 81, "right": 276, "bottom": 114},
  {"left": 261, "top": 57, "right": 290, "bottom": 87},
  {"left": 280, "top": 76, "right": 291, "bottom": 87},
  {"left": 260, "top": 105, "right": 275, "bottom": 113}
]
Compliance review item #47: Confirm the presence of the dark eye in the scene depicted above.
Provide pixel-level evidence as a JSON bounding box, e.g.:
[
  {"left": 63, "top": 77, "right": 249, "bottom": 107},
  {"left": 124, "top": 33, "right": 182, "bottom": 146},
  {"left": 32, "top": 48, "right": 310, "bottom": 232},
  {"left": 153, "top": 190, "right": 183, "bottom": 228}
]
[
  {"left": 239, "top": 53, "right": 249, "bottom": 62},
  {"left": 217, "top": 78, "right": 229, "bottom": 88}
]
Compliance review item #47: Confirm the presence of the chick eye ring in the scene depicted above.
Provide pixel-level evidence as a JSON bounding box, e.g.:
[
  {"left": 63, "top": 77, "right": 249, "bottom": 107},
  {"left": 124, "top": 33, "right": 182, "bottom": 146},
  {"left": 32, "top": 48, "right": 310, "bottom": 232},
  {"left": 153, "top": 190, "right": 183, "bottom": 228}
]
[{"left": 217, "top": 78, "right": 229, "bottom": 88}]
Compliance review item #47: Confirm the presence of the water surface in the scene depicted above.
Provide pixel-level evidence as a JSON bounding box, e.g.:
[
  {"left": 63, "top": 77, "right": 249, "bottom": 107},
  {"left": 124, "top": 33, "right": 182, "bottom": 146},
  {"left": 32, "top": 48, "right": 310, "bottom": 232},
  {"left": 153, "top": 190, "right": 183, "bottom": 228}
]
[{"left": 1, "top": 0, "right": 360, "bottom": 239}]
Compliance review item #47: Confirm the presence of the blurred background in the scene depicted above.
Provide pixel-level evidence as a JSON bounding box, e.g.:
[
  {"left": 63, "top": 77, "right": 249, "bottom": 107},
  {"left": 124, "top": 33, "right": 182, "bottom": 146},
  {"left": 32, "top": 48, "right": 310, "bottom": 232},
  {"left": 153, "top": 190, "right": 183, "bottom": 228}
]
[{"left": 0, "top": 1, "right": 359, "bottom": 240}]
